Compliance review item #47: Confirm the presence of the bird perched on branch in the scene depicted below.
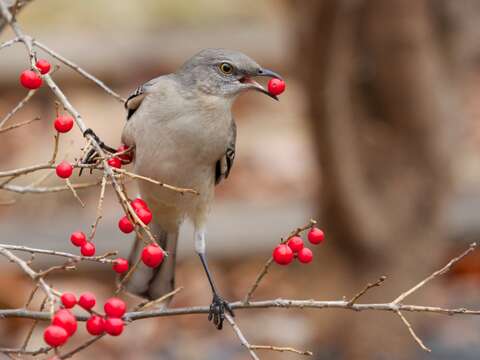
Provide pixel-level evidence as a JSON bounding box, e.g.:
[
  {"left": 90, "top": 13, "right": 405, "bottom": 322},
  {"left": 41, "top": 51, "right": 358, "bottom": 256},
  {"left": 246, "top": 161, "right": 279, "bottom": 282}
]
[{"left": 88, "top": 49, "right": 281, "bottom": 330}]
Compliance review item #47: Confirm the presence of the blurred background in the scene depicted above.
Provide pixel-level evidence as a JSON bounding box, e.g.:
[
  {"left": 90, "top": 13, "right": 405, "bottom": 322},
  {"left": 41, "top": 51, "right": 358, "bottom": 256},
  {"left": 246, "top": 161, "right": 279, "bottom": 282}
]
[{"left": 1, "top": 0, "right": 480, "bottom": 359}]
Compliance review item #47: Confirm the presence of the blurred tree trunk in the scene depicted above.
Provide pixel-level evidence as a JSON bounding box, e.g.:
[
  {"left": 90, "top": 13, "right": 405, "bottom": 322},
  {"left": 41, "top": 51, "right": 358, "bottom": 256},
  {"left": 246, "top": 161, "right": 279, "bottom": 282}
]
[
  {"left": 295, "top": 0, "right": 461, "bottom": 268},
  {"left": 294, "top": 0, "right": 471, "bottom": 358}
]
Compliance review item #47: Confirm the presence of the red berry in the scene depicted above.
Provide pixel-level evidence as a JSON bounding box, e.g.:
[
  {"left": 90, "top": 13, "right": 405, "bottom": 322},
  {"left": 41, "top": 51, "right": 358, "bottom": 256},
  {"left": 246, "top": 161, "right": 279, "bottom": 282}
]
[
  {"left": 55, "top": 161, "right": 73, "bottom": 179},
  {"left": 112, "top": 258, "right": 129, "bottom": 273},
  {"left": 308, "top": 227, "right": 325, "bottom": 245},
  {"left": 104, "top": 318, "right": 124, "bottom": 336},
  {"left": 107, "top": 157, "right": 122, "bottom": 169},
  {"left": 118, "top": 216, "right": 134, "bottom": 234},
  {"left": 80, "top": 242, "right": 95, "bottom": 257},
  {"left": 86, "top": 315, "right": 105, "bottom": 335},
  {"left": 78, "top": 292, "right": 96, "bottom": 310},
  {"left": 52, "top": 309, "right": 77, "bottom": 336},
  {"left": 54, "top": 115, "right": 74, "bottom": 133},
  {"left": 104, "top": 298, "right": 126, "bottom": 318},
  {"left": 298, "top": 247, "right": 313, "bottom": 264},
  {"left": 20, "top": 69, "right": 42, "bottom": 89},
  {"left": 141, "top": 244, "right": 164, "bottom": 268},
  {"left": 267, "top": 78, "right": 285, "bottom": 96},
  {"left": 36, "top": 59, "right": 51, "bottom": 74},
  {"left": 287, "top": 236, "right": 304, "bottom": 253},
  {"left": 131, "top": 198, "right": 148, "bottom": 212},
  {"left": 136, "top": 207, "right": 152, "bottom": 225},
  {"left": 272, "top": 244, "right": 294, "bottom": 265},
  {"left": 60, "top": 293, "right": 77, "bottom": 309},
  {"left": 117, "top": 144, "right": 133, "bottom": 163},
  {"left": 70, "top": 231, "right": 86, "bottom": 247},
  {"left": 43, "top": 325, "right": 68, "bottom": 347}
]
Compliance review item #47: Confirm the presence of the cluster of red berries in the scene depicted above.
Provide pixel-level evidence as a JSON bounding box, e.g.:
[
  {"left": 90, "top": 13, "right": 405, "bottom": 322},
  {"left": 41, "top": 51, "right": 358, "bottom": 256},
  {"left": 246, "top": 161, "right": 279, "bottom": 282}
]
[
  {"left": 267, "top": 78, "right": 286, "bottom": 96},
  {"left": 19, "top": 59, "right": 51, "bottom": 90},
  {"left": 118, "top": 198, "right": 153, "bottom": 233},
  {"left": 107, "top": 144, "right": 133, "bottom": 169},
  {"left": 118, "top": 198, "right": 165, "bottom": 268},
  {"left": 54, "top": 144, "right": 131, "bottom": 180},
  {"left": 43, "top": 293, "right": 127, "bottom": 347},
  {"left": 69, "top": 231, "right": 129, "bottom": 273},
  {"left": 272, "top": 227, "right": 325, "bottom": 265}
]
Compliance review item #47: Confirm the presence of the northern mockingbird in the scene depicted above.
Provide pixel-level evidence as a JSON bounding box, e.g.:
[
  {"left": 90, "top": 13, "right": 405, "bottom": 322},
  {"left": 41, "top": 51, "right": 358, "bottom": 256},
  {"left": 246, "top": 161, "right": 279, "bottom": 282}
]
[{"left": 88, "top": 49, "right": 281, "bottom": 329}]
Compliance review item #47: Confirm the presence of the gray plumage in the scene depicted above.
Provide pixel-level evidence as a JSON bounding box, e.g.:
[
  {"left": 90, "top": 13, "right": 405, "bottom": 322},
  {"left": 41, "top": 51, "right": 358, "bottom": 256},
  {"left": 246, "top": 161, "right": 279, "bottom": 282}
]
[{"left": 121, "top": 48, "right": 281, "bottom": 308}]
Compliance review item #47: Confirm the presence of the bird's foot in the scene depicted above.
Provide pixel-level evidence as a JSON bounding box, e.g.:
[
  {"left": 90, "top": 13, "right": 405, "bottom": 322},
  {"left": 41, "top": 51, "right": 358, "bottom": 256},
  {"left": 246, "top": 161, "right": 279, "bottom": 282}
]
[
  {"left": 80, "top": 128, "right": 116, "bottom": 175},
  {"left": 208, "top": 293, "right": 234, "bottom": 330}
]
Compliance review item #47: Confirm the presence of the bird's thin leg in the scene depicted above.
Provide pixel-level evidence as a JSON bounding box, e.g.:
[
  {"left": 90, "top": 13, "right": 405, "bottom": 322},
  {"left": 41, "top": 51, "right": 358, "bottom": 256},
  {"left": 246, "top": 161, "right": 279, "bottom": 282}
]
[{"left": 195, "top": 228, "right": 234, "bottom": 330}]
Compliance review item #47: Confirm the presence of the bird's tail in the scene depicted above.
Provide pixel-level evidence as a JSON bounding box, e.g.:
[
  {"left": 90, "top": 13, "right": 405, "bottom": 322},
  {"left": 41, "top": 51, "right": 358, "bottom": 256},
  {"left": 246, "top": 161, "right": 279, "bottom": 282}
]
[{"left": 124, "top": 222, "right": 179, "bottom": 301}]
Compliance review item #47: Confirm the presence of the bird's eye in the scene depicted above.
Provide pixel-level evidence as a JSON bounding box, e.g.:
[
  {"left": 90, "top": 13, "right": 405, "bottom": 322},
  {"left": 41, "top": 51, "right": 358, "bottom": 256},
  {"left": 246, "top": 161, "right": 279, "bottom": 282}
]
[{"left": 219, "top": 62, "right": 233, "bottom": 75}]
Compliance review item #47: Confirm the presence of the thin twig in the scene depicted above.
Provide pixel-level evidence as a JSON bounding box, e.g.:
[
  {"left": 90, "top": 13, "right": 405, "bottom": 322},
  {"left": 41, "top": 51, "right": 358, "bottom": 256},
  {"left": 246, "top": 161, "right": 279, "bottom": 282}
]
[
  {"left": 225, "top": 314, "right": 260, "bottom": 360},
  {"left": 393, "top": 242, "right": 477, "bottom": 304},
  {"left": 134, "top": 287, "right": 183, "bottom": 311},
  {"left": 65, "top": 178, "right": 85, "bottom": 207},
  {"left": 89, "top": 175, "right": 107, "bottom": 241},
  {"left": 250, "top": 345, "right": 313, "bottom": 356},
  {"left": 33, "top": 40, "right": 125, "bottom": 103},
  {"left": 113, "top": 168, "right": 198, "bottom": 195},
  {"left": 0, "top": 116, "right": 40, "bottom": 134},
  {"left": 396, "top": 310, "right": 431, "bottom": 352},
  {"left": 347, "top": 276, "right": 387, "bottom": 306},
  {"left": 58, "top": 335, "right": 105, "bottom": 359},
  {"left": 0, "top": 90, "right": 36, "bottom": 129}
]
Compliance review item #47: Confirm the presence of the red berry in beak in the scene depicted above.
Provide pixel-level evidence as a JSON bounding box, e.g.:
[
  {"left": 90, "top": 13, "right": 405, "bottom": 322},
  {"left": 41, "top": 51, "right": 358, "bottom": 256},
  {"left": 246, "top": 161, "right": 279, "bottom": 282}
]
[{"left": 267, "top": 78, "right": 285, "bottom": 96}]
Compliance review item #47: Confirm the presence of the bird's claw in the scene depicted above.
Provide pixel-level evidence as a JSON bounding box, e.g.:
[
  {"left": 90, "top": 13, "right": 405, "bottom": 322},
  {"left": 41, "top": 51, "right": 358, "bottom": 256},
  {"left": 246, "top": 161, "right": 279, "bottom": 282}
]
[
  {"left": 208, "top": 293, "right": 234, "bottom": 330},
  {"left": 79, "top": 128, "right": 116, "bottom": 175}
]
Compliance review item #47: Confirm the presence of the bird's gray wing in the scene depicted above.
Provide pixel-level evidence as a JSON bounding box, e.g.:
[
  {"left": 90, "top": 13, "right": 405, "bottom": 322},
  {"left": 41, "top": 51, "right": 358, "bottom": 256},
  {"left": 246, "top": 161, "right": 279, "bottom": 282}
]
[
  {"left": 215, "top": 120, "right": 237, "bottom": 185},
  {"left": 125, "top": 77, "right": 161, "bottom": 120}
]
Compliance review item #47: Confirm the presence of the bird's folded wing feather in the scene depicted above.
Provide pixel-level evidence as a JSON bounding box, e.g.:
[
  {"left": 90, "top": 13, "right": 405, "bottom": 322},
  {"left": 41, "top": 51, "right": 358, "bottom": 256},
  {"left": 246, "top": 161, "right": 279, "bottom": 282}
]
[
  {"left": 215, "top": 120, "right": 237, "bottom": 185},
  {"left": 125, "top": 77, "right": 162, "bottom": 120}
]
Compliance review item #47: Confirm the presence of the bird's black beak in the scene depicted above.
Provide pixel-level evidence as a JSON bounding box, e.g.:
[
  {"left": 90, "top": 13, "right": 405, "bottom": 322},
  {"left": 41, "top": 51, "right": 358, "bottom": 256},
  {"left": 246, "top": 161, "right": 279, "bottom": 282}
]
[{"left": 239, "top": 68, "right": 283, "bottom": 101}]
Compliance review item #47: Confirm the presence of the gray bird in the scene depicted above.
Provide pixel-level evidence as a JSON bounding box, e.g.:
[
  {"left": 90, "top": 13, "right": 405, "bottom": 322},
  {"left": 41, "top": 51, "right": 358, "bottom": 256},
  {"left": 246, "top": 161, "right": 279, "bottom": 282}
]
[{"left": 117, "top": 49, "right": 281, "bottom": 329}]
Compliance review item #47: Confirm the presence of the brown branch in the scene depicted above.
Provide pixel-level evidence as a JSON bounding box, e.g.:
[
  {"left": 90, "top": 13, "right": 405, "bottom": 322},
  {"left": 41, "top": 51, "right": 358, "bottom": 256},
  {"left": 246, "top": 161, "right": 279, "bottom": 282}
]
[
  {"left": 396, "top": 310, "right": 431, "bottom": 352},
  {"left": 134, "top": 287, "right": 183, "bottom": 311},
  {"left": 113, "top": 168, "right": 199, "bottom": 195},
  {"left": 0, "top": 90, "right": 36, "bottom": 129},
  {"left": 250, "top": 345, "right": 313, "bottom": 356},
  {"left": 225, "top": 314, "right": 260, "bottom": 360},
  {"left": 33, "top": 40, "right": 125, "bottom": 103},
  {"left": 57, "top": 335, "right": 105, "bottom": 359},
  {"left": 88, "top": 175, "right": 107, "bottom": 241},
  {"left": 393, "top": 242, "right": 477, "bottom": 304},
  {"left": 0, "top": 244, "right": 116, "bottom": 264},
  {"left": 347, "top": 275, "right": 387, "bottom": 306},
  {"left": 0, "top": 116, "right": 40, "bottom": 134}
]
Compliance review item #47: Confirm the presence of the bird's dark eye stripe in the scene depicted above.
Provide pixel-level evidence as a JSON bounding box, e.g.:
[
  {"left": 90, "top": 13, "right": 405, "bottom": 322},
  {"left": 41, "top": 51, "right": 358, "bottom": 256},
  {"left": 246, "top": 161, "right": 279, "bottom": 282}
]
[{"left": 219, "top": 62, "right": 233, "bottom": 74}]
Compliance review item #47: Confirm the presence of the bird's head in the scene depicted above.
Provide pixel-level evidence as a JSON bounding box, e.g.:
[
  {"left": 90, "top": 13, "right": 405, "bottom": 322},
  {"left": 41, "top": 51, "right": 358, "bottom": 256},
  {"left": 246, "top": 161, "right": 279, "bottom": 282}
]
[{"left": 176, "top": 48, "right": 282, "bottom": 100}]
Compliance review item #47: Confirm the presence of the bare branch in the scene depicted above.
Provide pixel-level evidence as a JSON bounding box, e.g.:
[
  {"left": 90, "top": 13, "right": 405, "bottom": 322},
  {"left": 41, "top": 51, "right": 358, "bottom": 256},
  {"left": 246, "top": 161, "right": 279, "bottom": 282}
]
[
  {"left": 0, "top": 116, "right": 40, "bottom": 134},
  {"left": 225, "top": 314, "right": 260, "bottom": 360},
  {"left": 347, "top": 276, "right": 387, "bottom": 306},
  {"left": 33, "top": 40, "right": 125, "bottom": 103},
  {"left": 396, "top": 310, "right": 431, "bottom": 352},
  {"left": 393, "top": 242, "right": 477, "bottom": 304}
]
